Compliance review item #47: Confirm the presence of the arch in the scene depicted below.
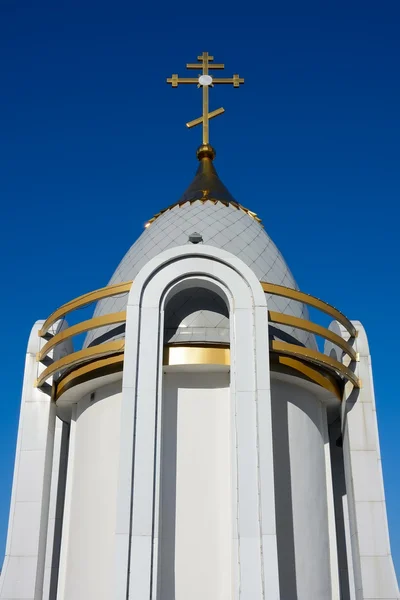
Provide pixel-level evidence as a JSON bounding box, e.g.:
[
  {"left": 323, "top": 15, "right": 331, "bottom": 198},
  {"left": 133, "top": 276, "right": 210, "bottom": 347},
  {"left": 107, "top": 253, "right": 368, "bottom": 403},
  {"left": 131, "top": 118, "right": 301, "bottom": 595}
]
[{"left": 114, "top": 245, "right": 279, "bottom": 600}]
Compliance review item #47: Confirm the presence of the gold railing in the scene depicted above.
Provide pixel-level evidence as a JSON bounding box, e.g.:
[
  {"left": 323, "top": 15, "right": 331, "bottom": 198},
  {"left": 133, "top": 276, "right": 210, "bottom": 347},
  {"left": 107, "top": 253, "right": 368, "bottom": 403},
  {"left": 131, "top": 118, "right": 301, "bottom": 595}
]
[
  {"left": 38, "top": 282, "right": 131, "bottom": 336},
  {"left": 36, "top": 280, "right": 360, "bottom": 398}
]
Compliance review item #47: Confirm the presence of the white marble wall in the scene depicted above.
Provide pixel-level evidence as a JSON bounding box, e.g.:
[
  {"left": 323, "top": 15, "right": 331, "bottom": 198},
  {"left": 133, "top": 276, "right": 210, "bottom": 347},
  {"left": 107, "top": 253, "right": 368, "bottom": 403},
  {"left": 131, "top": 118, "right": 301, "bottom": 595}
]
[
  {"left": 271, "top": 377, "right": 335, "bottom": 599},
  {"left": 57, "top": 382, "right": 122, "bottom": 600}
]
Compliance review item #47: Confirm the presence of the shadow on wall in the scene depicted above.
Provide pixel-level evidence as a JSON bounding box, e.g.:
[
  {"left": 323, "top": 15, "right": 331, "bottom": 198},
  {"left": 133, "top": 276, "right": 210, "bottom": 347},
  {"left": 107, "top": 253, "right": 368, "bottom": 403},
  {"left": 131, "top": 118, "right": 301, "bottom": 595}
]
[
  {"left": 329, "top": 417, "right": 352, "bottom": 600},
  {"left": 271, "top": 392, "right": 298, "bottom": 599}
]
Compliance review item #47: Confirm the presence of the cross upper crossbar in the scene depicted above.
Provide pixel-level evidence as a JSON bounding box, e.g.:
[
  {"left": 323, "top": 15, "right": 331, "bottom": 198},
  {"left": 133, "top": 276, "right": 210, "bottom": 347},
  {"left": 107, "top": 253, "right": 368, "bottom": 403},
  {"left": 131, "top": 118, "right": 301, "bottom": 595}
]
[{"left": 186, "top": 63, "right": 225, "bottom": 69}]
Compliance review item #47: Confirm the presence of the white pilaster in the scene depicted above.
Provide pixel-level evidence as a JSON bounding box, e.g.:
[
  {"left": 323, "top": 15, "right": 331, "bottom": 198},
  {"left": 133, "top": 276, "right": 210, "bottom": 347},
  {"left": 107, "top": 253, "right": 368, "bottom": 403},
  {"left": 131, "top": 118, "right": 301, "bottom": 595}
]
[
  {"left": 335, "top": 320, "right": 399, "bottom": 600},
  {"left": 0, "top": 322, "right": 57, "bottom": 600}
]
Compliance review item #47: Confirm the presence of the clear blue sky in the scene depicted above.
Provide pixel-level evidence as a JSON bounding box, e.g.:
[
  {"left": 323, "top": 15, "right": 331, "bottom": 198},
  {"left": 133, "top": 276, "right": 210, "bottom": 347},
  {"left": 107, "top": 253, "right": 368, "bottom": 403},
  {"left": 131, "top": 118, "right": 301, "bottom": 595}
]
[{"left": 1, "top": 0, "right": 399, "bottom": 575}]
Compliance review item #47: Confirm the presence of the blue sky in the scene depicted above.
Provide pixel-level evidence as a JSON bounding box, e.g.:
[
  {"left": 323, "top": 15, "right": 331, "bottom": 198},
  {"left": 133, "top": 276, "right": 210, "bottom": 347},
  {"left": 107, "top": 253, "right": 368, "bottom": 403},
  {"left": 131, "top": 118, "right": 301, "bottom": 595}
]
[{"left": 1, "top": 0, "right": 399, "bottom": 575}]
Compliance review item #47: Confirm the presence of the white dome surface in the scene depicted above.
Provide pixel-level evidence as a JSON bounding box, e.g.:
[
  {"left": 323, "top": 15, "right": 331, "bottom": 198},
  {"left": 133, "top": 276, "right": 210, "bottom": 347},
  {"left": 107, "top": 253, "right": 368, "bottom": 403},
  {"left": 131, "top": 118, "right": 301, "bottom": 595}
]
[{"left": 85, "top": 199, "right": 316, "bottom": 349}]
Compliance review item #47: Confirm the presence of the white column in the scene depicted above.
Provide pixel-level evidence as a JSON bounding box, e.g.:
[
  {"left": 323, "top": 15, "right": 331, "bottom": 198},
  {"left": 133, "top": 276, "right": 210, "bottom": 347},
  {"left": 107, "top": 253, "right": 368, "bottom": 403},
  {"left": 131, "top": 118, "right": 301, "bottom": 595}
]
[
  {"left": 0, "top": 322, "right": 56, "bottom": 600},
  {"left": 254, "top": 307, "right": 280, "bottom": 600},
  {"left": 336, "top": 321, "right": 399, "bottom": 599}
]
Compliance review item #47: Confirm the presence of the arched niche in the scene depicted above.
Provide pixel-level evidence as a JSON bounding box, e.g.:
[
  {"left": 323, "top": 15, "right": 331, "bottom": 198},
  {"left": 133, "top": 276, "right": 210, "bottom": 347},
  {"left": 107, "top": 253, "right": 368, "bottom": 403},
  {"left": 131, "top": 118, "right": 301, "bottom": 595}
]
[
  {"left": 163, "top": 276, "right": 230, "bottom": 346},
  {"left": 158, "top": 277, "right": 232, "bottom": 599}
]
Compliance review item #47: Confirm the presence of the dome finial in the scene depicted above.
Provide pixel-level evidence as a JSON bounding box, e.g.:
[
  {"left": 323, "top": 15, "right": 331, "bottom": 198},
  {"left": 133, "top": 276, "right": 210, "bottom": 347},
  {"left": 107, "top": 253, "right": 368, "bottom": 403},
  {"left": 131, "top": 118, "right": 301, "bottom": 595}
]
[
  {"left": 166, "top": 52, "right": 244, "bottom": 149},
  {"left": 196, "top": 143, "right": 216, "bottom": 161}
]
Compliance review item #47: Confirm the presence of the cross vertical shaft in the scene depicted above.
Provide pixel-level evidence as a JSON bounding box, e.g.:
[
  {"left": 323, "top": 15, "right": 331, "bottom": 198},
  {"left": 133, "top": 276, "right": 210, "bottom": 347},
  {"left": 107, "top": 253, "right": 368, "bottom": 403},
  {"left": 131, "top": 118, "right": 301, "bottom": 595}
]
[{"left": 202, "top": 52, "right": 210, "bottom": 145}]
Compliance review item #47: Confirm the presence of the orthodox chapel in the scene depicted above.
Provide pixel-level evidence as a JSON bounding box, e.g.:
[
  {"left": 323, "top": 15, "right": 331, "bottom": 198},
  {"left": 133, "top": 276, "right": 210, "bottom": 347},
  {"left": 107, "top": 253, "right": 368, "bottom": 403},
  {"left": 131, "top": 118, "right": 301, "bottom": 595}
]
[{"left": 0, "top": 53, "right": 399, "bottom": 600}]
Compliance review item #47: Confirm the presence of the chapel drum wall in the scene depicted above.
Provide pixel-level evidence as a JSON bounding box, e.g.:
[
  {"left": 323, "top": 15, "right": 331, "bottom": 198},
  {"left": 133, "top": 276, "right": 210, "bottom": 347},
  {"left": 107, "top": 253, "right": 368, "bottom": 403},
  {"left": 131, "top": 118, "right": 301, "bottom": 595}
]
[
  {"left": 271, "top": 378, "right": 332, "bottom": 599},
  {"left": 61, "top": 382, "right": 122, "bottom": 600}
]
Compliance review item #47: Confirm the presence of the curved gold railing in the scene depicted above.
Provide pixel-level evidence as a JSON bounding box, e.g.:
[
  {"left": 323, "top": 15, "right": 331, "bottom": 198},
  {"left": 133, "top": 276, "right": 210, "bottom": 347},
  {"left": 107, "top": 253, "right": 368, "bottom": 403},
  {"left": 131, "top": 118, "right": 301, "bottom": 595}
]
[
  {"left": 268, "top": 311, "right": 358, "bottom": 362},
  {"left": 36, "top": 341, "right": 125, "bottom": 389},
  {"left": 37, "top": 311, "right": 127, "bottom": 361},
  {"left": 262, "top": 282, "right": 357, "bottom": 338},
  {"left": 35, "top": 279, "right": 360, "bottom": 398},
  {"left": 38, "top": 281, "right": 132, "bottom": 337},
  {"left": 270, "top": 341, "right": 359, "bottom": 388}
]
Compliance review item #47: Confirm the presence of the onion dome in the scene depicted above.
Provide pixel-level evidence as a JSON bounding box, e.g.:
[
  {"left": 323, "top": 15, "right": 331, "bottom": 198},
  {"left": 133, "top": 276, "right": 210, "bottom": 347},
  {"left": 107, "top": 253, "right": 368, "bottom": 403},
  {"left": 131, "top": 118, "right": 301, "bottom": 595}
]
[{"left": 86, "top": 146, "right": 316, "bottom": 350}]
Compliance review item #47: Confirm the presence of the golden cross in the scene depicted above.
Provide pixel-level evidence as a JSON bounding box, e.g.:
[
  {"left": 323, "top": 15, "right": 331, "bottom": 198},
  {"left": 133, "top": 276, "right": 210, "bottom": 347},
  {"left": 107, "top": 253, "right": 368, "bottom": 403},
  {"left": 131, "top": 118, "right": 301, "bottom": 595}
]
[{"left": 167, "top": 52, "right": 244, "bottom": 146}]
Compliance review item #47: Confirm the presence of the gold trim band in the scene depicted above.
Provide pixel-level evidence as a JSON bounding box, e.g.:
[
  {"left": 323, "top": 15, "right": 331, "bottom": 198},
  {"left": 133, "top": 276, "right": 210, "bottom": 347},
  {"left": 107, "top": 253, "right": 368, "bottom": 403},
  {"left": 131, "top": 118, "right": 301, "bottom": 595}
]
[
  {"left": 163, "top": 345, "right": 230, "bottom": 366},
  {"left": 51, "top": 342, "right": 357, "bottom": 402},
  {"left": 38, "top": 282, "right": 132, "bottom": 337},
  {"left": 146, "top": 200, "right": 262, "bottom": 228},
  {"left": 38, "top": 311, "right": 127, "bottom": 361},
  {"left": 55, "top": 354, "right": 124, "bottom": 400},
  {"left": 276, "top": 356, "right": 342, "bottom": 400},
  {"left": 268, "top": 311, "right": 357, "bottom": 361},
  {"left": 35, "top": 340, "right": 125, "bottom": 388},
  {"left": 262, "top": 283, "right": 356, "bottom": 338}
]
